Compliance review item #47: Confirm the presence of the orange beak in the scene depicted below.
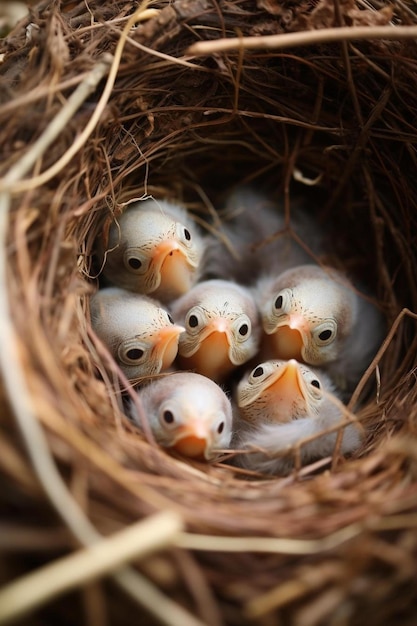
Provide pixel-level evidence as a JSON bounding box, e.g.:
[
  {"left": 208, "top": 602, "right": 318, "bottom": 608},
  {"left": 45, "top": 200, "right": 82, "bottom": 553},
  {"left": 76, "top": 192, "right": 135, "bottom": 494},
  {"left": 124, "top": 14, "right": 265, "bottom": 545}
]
[
  {"left": 171, "top": 421, "right": 210, "bottom": 459},
  {"left": 262, "top": 359, "right": 307, "bottom": 423},
  {"left": 270, "top": 314, "right": 309, "bottom": 361},
  {"left": 179, "top": 321, "right": 232, "bottom": 381},
  {"left": 153, "top": 241, "right": 192, "bottom": 296},
  {"left": 155, "top": 324, "right": 185, "bottom": 370}
]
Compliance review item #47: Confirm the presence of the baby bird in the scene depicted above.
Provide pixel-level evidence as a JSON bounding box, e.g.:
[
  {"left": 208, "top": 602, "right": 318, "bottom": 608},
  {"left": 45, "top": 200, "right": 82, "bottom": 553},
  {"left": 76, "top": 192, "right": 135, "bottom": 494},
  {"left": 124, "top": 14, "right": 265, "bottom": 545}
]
[
  {"left": 129, "top": 372, "right": 233, "bottom": 460},
  {"left": 90, "top": 287, "right": 185, "bottom": 383},
  {"left": 256, "top": 264, "right": 385, "bottom": 393},
  {"left": 236, "top": 359, "right": 325, "bottom": 424},
  {"left": 234, "top": 359, "right": 362, "bottom": 475},
  {"left": 202, "top": 186, "right": 322, "bottom": 285},
  {"left": 97, "top": 198, "right": 205, "bottom": 303},
  {"left": 170, "top": 279, "right": 262, "bottom": 383}
]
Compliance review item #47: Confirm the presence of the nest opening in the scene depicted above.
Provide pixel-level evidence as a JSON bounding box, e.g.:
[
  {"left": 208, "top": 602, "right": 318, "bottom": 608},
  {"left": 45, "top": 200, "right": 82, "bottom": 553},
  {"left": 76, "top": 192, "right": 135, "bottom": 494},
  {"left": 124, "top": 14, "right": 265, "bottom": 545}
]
[{"left": 2, "top": 1, "right": 417, "bottom": 624}]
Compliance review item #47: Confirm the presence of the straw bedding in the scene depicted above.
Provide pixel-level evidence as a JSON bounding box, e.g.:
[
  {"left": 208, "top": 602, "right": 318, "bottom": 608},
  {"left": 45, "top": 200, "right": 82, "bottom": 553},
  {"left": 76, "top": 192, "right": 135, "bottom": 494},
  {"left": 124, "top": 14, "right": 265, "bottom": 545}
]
[{"left": 1, "top": 0, "right": 417, "bottom": 624}]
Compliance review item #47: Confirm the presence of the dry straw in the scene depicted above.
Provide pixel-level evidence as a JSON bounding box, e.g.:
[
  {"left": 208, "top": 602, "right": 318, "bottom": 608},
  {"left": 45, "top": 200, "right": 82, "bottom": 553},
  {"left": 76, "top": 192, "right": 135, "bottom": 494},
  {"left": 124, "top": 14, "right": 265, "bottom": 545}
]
[{"left": 1, "top": 0, "right": 417, "bottom": 625}]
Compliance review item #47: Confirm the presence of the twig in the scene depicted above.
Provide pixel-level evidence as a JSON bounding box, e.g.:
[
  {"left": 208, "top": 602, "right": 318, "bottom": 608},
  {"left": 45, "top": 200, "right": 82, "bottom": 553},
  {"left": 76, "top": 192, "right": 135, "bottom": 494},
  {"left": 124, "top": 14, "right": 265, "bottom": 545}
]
[
  {"left": 176, "top": 522, "right": 363, "bottom": 555},
  {"left": 0, "top": 512, "right": 183, "bottom": 625},
  {"left": 348, "top": 308, "right": 417, "bottom": 409},
  {"left": 187, "top": 25, "right": 417, "bottom": 55}
]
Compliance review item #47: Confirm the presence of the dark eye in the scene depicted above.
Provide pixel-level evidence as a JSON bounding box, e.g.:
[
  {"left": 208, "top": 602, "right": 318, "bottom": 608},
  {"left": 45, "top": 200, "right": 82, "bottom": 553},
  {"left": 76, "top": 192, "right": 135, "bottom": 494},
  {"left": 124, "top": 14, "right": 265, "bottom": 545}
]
[
  {"left": 274, "top": 295, "right": 283, "bottom": 310},
  {"left": 217, "top": 421, "right": 225, "bottom": 434},
  {"left": 188, "top": 314, "right": 199, "bottom": 328},
  {"left": 163, "top": 410, "right": 175, "bottom": 424},
  {"left": 167, "top": 313, "right": 174, "bottom": 324},
  {"left": 238, "top": 323, "right": 249, "bottom": 336},
  {"left": 126, "top": 348, "right": 144, "bottom": 360},
  {"left": 252, "top": 366, "right": 264, "bottom": 378},
  {"left": 183, "top": 228, "right": 191, "bottom": 241},
  {"left": 128, "top": 257, "right": 142, "bottom": 270},
  {"left": 311, "top": 379, "right": 321, "bottom": 389},
  {"left": 318, "top": 329, "right": 333, "bottom": 341}
]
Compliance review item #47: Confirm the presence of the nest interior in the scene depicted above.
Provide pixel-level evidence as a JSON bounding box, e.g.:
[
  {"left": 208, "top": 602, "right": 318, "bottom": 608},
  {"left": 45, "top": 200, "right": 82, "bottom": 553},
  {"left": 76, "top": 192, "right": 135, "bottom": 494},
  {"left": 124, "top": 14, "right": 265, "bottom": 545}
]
[{"left": 2, "top": 1, "right": 417, "bottom": 625}]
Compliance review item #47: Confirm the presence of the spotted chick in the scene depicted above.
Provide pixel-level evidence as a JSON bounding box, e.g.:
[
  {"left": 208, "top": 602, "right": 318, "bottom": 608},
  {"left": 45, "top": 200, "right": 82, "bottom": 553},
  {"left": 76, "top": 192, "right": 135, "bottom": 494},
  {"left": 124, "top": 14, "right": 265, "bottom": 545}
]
[
  {"left": 233, "top": 359, "right": 362, "bottom": 475},
  {"left": 90, "top": 287, "right": 185, "bottom": 383},
  {"left": 170, "top": 279, "right": 262, "bottom": 383},
  {"left": 97, "top": 198, "right": 205, "bottom": 303},
  {"left": 129, "top": 372, "right": 233, "bottom": 460},
  {"left": 202, "top": 186, "right": 322, "bottom": 285},
  {"left": 256, "top": 264, "right": 385, "bottom": 393}
]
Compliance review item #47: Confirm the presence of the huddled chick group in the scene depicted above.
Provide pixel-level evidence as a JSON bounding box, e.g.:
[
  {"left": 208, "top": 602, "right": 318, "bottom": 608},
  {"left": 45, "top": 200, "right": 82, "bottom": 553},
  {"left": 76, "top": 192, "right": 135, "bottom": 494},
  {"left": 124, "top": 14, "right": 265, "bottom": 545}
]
[{"left": 91, "top": 189, "right": 385, "bottom": 475}]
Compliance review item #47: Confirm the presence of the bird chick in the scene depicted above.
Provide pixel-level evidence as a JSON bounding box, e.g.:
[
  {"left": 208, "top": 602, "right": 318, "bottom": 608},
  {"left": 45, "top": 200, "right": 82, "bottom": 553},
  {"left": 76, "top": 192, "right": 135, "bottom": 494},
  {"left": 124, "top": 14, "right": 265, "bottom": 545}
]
[
  {"left": 170, "top": 279, "right": 262, "bottom": 383},
  {"left": 234, "top": 359, "right": 362, "bottom": 475},
  {"left": 97, "top": 198, "right": 205, "bottom": 303},
  {"left": 90, "top": 287, "right": 185, "bottom": 383},
  {"left": 256, "top": 264, "right": 384, "bottom": 393},
  {"left": 202, "top": 186, "right": 322, "bottom": 285},
  {"left": 129, "top": 372, "right": 233, "bottom": 460},
  {"left": 236, "top": 358, "right": 325, "bottom": 424}
]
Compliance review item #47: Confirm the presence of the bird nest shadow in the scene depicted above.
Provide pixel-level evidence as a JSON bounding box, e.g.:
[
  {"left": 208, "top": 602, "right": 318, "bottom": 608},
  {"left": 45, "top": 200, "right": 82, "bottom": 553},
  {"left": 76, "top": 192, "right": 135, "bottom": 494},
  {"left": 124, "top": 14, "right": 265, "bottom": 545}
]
[{"left": 1, "top": 1, "right": 417, "bottom": 625}]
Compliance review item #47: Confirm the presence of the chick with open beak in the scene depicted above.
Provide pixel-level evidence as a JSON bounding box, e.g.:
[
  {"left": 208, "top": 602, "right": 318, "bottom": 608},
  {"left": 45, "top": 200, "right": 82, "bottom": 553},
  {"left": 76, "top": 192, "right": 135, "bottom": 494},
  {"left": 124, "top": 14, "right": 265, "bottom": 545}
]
[
  {"left": 97, "top": 198, "right": 205, "bottom": 303},
  {"left": 256, "top": 264, "right": 385, "bottom": 393},
  {"left": 90, "top": 287, "right": 185, "bottom": 383},
  {"left": 236, "top": 359, "right": 324, "bottom": 424},
  {"left": 171, "top": 279, "right": 261, "bottom": 383},
  {"left": 233, "top": 359, "right": 362, "bottom": 475},
  {"left": 129, "top": 372, "right": 233, "bottom": 460}
]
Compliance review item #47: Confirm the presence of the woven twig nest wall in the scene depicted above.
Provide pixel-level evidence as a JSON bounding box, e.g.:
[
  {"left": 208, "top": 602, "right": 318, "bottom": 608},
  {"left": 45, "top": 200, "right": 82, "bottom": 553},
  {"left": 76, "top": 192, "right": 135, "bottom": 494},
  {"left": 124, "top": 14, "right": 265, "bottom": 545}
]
[{"left": 1, "top": 1, "right": 417, "bottom": 624}]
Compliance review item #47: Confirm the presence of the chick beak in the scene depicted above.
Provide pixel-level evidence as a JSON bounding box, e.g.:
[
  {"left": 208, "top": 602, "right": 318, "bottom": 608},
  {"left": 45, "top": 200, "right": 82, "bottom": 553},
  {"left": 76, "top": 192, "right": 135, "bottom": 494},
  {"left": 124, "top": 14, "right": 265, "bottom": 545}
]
[
  {"left": 264, "top": 359, "right": 307, "bottom": 423},
  {"left": 155, "top": 325, "right": 185, "bottom": 370},
  {"left": 154, "top": 241, "right": 192, "bottom": 296},
  {"left": 179, "top": 319, "right": 232, "bottom": 381},
  {"left": 171, "top": 422, "right": 210, "bottom": 459},
  {"left": 271, "top": 314, "right": 308, "bottom": 361}
]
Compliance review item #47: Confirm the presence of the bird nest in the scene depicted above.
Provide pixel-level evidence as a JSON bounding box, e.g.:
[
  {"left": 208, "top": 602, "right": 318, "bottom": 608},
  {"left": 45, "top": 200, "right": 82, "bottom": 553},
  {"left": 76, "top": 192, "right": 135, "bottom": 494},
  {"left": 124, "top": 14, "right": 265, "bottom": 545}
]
[{"left": 1, "top": 1, "right": 417, "bottom": 624}]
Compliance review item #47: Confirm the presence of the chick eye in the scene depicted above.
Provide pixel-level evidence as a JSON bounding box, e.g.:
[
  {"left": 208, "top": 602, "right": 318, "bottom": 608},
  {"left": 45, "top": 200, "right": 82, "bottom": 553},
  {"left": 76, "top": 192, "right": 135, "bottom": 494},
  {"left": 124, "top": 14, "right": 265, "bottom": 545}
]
[
  {"left": 162, "top": 410, "right": 175, "bottom": 424},
  {"left": 318, "top": 329, "right": 332, "bottom": 342},
  {"left": 217, "top": 421, "right": 225, "bottom": 434},
  {"left": 188, "top": 314, "right": 199, "bottom": 328},
  {"left": 313, "top": 320, "right": 337, "bottom": 346},
  {"left": 124, "top": 250, "right": 148, "bottom": 274},
  {"left": 311, "top": 379, "right": 321, "bottom": 389},
  {"left": 119, "top": 339, "right": 148, "bottom": 365},
  {"left": 272, "top": 289, "right": 291, "bottom": 314},
  {"left": 167, "top": 313, "right": 174, "bottom": 324},
  {"left": 274, "top": 295, "right": 283, "bottom": 309},
  {"left": 177, "top": 223, "right": 193, "bottom": 245},
  {"left": 185, "top": 306, "right": 205, "bottom": 329},
  {"left": 238, "top": 323, "right": 249, "bottom": 336},
  {"left": 126, "top": 348, "right": 144, "bottom": 361},
  {"left": 127, "top": 257, "right": 142, "bottom": 270},
  {"left": 252, "top": 366, "right": 264, "bottom": 378}
]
